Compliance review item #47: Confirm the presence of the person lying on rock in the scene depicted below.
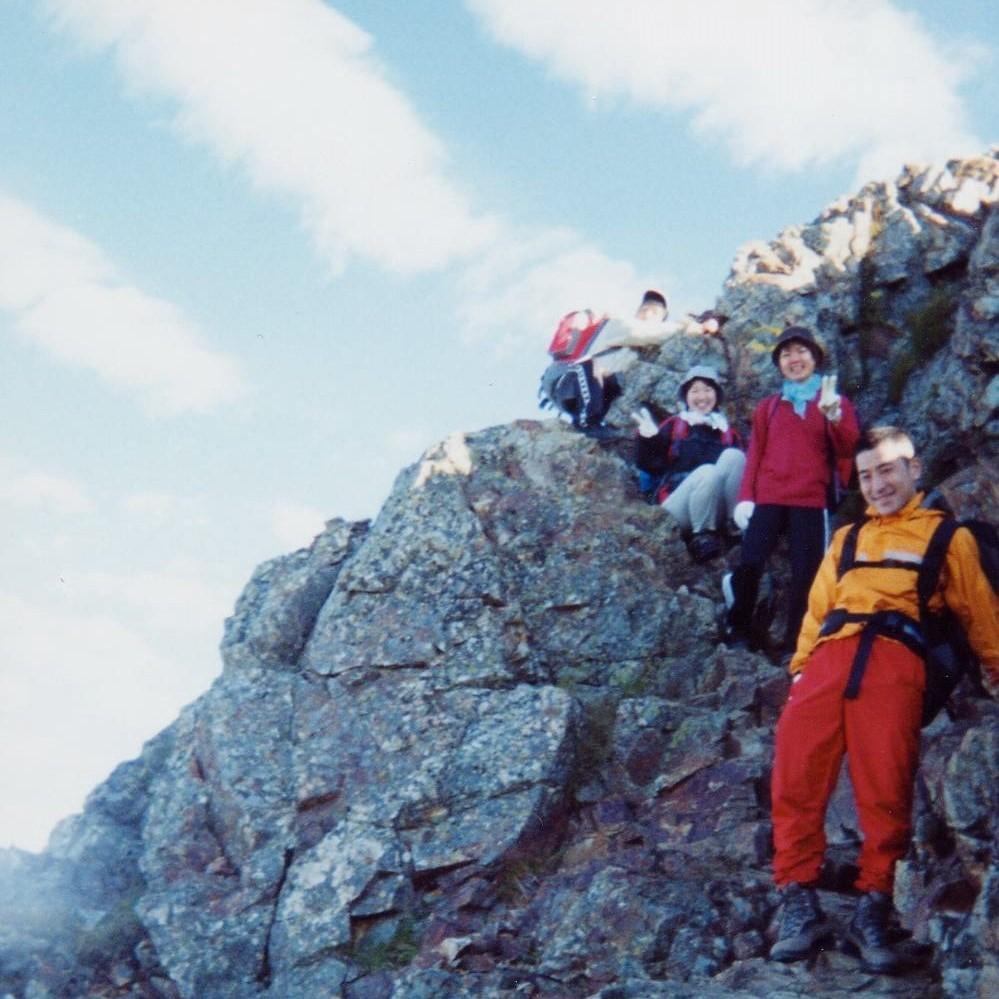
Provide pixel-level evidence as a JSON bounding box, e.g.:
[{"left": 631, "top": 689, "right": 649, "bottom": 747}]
[
  {"left": 598, "top": 288, "right": 681, "bottom": 348},
  {"left": 722, "top": 326, "right": 860, "bottom": 659},
  {"left": 632, "top": 365, "right": 745, "bottom": 563},
  {"left": 541, "top": 289, "right": 676, "bottom": 440},
  {"left": 768, "top": 426, "right": 999, "bottom": 974}
]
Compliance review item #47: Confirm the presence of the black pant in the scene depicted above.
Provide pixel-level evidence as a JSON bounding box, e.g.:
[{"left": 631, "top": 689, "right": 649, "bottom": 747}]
[
  {"left": 728, "top": 504, "right": 829, "bottom": 652},
  {"left": 556, "top": 361, "right": 621, "bottom": 428}
]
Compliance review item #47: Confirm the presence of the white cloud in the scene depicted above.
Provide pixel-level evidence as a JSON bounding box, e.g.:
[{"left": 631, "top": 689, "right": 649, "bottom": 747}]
[
  {"left": 0, "top": 464, "right": 92, "bottom": 516},
  {"left": 45, "top": 0, "right": 498, "bottom": 275},
  {"left": 40, "top": 0, "right": 647, "bottom": 353},
  {"left": 386, "top": 427, "right": 432, "bottom": 456},
  {"left": 272, "top": 500, "right": 328, "bottom": 551},
  {"left": 119, "top": 489, "right": 208, "bottom": 529},
  {"left": 0, "top": 591, "right": 212, "bottom": 851},
  {"left": 458, "top": 225, "right": 662, "bottom": 353},
  {"left": 32, "top": 0, "right": 984, "bottom": 364},
  {"left": 72, "top": 566, "right": 234, "bottom": 635},
  {"left": 0, "top": 192, "right": 249, "bottom": 414},
  {"left": 465, "top": 0, "right": 983, "bottom": 182}
]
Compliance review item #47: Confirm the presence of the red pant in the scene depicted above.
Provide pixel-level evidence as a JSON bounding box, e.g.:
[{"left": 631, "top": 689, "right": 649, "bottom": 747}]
[{"left": 771, "top": 634, "right": 924, "bottom": 893}]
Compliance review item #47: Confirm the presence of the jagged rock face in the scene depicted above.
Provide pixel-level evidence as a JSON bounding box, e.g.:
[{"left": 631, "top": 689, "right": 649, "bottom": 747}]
[
  {"left": 717, "top": 153, "right": 999, "bottom": 474},
  {"left": 2, "top": 153, "right": 997, "bottom": 999},
  {"left": 610, "top": 151, "right": 999, "bottom": 483}
]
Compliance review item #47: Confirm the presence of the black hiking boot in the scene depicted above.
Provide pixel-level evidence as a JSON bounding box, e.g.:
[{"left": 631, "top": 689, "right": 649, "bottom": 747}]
[
  {"left": 883, "top": 907, "right": 932, "bottom": 964},
  {"left": 722, "top": 627, "right": 752, "bottom": 651},
  {"left": 769, "top": 883, "right": 834, "bottom": 962},
  {"left": 688, "top": 531, "right": 723, "bottom": 563},
  {"left": 843, "top": 891, "right": 903, "bottom": 974},
  {"left": 720, "top": 573, "right": 749, "bottom": 648},
  {"left": 579, "top": 423, "right": 620, "bottom": 441}
]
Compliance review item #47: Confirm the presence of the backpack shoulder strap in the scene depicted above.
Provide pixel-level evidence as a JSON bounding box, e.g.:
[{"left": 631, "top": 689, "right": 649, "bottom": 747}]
[
  {"left": 962, "top": 520, "right": 999, "bottom": 594},
  {"left": 837, "top": 518, "right": 866, "bottom": 579},
  {"left": 666, "top": 416, "right": 688, "bottom": 458},
  {"left": 917, "top": 517, "right": 958, "bottom": 614},
  {"left": 585, "top": 317, "right": 610, "bottom": 356},
  {"left": 761, "top": 394, "right": 782, "bottom": 447},
  {"left": 747, "top": 394, "right": 782, "bottom": 499}
]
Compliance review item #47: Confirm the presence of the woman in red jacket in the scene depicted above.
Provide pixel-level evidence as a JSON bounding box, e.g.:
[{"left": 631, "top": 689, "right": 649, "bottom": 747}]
[{"left": 724, "top": 327, "right": 859, "bottom": 658}]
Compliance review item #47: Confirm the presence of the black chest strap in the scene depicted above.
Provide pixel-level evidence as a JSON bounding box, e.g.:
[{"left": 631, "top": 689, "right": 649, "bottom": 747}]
[
  {"left": 820, "top": 609, "right": 925, "bottom": 699},
  {"left": 828, "top": 519, "right": 927, "bottom": 698}
]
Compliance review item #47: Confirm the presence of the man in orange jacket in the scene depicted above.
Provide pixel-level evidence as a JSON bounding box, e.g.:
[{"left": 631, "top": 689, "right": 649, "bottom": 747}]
[{"left": 768, "top": 426, "right": 999, "bottom": 973}]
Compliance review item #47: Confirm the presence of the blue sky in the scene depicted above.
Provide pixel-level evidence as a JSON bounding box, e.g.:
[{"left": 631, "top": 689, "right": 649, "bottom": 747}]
[{"left": 1, "top": 0, "right": 996, "bottom": 851}]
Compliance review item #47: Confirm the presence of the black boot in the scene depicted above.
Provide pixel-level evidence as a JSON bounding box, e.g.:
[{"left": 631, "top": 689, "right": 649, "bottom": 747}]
[
  {"left": 688, "top": 531, "right": 723, "bottom": 563},
  {"left": 721, "top": 572, "right": 749, "bottom": 649},
  {"left": 769, "top": 883, "right": 834, "bottom": 962},
  {"left": 579, "top": 423, "right": 621, "bottom": 441},
  {"left": 844, "top": 891, "right": 903, "bottom": 974},
  {"left": 723, "top": 565, "right": 761, "bottom": 649}
]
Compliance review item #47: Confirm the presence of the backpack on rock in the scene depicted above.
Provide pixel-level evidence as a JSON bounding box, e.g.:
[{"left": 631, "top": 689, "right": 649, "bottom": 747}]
[{"left": 539, "top": 311, "right": 620, "bottom": 431}]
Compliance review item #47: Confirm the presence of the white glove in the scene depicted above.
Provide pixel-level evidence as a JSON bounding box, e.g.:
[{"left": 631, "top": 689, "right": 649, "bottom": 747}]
[
  {"left": 733, "top": 500, "right": 755, "bottom": 531},
  {"left": 631, "top": 407, "right": 658, "bottom": 438},
  {"left": 818, "top": 374, "right": 842, "bottom": 422}
]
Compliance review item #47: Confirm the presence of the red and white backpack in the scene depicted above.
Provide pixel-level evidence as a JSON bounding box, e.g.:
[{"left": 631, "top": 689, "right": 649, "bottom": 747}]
[{"left": 546, "top": 310, "right": 608, "bottom": 363}]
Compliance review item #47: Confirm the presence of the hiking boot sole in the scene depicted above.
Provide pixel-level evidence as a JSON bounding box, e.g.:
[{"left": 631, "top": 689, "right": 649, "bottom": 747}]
[
  {"left": 842, "top": 934, "right": 903, "bottom": 975},
  {"left": 769, "top": 921, "right": 835, "bottom": 962}
]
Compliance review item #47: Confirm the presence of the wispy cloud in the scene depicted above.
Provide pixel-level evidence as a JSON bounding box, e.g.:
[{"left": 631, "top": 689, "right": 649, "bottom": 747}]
[
  {"left": 0, "top": 459, "right": 93, "bottom": 516},
  {"left": 72, "top": 566, "right": 234, "bottom": 634},
  {"left": 41, "top": 0, "right": 649, "bottom": 351},
  {"left": 272, "top": 500, "right": 328, "bottom": 551},
  {"left": 0, "top": 192, "right": 248, "bottom": 414},
  {"left": 0, "top": 589, "right": 208, "bottom": 850},
  {"left": 44, "top": 0, "right": 499, "bottom": 275},
  {"left": 386, "top": 427, "right": 433, "bottom": 457},
  {"left": 466, "top": 0, "right": 983, "bottom": 182},
  {"left": 458, "top": 224, "right": 661, "bottom": 354},
  {"left": 119, "top": 489, "right": 209, "bottom": 529}
]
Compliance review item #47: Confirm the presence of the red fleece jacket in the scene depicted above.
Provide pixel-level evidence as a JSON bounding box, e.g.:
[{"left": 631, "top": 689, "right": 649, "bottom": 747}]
[{"left": 737, "top": 392, "right": 859, "bottom": 509}]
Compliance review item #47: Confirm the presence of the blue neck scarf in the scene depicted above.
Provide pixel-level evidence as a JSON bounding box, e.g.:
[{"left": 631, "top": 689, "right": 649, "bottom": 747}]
[{"left": 781, "top": 374, "right": 821, "bottom": 418}]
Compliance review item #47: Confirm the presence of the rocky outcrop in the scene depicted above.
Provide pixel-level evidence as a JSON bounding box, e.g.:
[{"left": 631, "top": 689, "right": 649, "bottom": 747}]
[
  {"left": 612, "top": 149, "right": 999, "bottom": 482},
  {"left": 1, "top": 152, "right": 996, "bottom": 999}
]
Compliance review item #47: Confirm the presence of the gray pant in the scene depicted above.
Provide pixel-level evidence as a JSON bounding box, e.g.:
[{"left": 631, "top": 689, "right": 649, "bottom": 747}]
[{"left": 662, "top": 448, "right": 746, "bottom": 533}]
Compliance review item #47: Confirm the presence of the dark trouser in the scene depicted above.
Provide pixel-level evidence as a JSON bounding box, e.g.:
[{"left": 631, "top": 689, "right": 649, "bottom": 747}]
[
  {"left": 728, "top": 504, "right": 828, "bottom": 652},
  {"left": 557, "top": 361, "right": 621, "bottom": 428}
]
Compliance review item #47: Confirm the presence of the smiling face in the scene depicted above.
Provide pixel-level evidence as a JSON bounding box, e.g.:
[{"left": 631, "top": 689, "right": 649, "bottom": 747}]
[
  {"left": 777, "top": 340, "right": 817, "bottom": 382},
  {"left": 856, "top": 440, "right": 922, "bottom": 516},
  {"left": 684, "top": 379, "right": 718, "bottom": 414}
]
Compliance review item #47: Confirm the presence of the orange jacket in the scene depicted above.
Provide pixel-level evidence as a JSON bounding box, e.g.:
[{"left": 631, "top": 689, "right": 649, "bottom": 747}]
[{"left": 791, "top": 493, "right": 999, "bottom": 683}]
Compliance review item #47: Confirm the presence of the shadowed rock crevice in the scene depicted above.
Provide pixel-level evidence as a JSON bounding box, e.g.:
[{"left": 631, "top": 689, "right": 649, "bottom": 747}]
[{"left": 257, "top": 847, "right": 295, "bottom": 989}]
